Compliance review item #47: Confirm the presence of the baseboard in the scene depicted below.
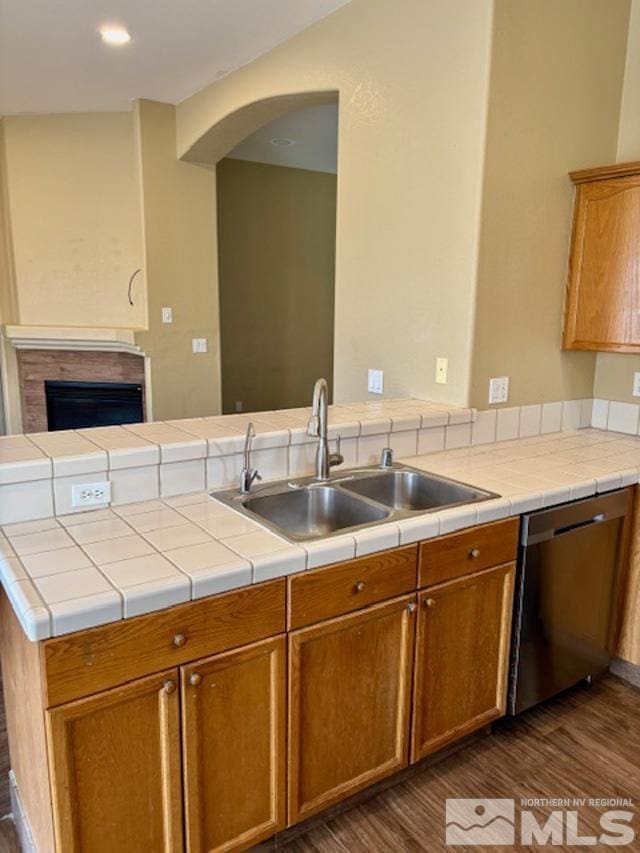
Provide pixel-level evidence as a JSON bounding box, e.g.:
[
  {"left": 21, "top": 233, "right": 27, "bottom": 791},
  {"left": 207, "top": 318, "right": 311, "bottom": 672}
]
[
  {"left": 610, "top": 657, "right": 640, "bottom": 689},
  {"left": 8, "top": 771, "right": 36, "bottom": 853}
]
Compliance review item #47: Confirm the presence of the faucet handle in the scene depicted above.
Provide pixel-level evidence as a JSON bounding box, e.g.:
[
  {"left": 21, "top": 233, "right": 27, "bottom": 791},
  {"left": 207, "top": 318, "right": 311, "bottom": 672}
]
[{"left": 380, "top": 447, "right": 394, "bottom": 468}]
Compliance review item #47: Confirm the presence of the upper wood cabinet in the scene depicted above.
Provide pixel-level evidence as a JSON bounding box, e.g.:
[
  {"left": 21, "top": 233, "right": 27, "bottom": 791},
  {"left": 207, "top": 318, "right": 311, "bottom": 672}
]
[
  {"left": 563, "top": 161, "right": 640, "bottom": 352},
  {"left": 46, "top": 669, "right": 183, "bottom": 853}
]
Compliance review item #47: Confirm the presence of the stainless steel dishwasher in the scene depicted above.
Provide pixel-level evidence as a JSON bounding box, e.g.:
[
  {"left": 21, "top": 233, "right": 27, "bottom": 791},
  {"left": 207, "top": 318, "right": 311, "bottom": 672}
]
[{"left": 508, "top": 489, "right": 629, "bottom": 715}]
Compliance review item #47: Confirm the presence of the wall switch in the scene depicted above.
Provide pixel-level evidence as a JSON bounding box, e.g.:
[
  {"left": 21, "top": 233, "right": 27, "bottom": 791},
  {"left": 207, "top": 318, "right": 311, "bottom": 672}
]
[
  {"left": 488, "top": 376, "right": 509, "bottom": 405},
  {"left": 192, "top": 338, "right": 208, "bottom": 354},
  {"left": 368, "top": 369, "right": 384, "bottom": 394},
  {"left": 161, "top": 307, "right": 173, "bottom": 324},
  {"left": 435, "top": 357, "right": 448, "bottom": 385},
  {"left": 633, "top": 373, "right": 640, "bottom": 397},
  {"left": 71, "top": 481, "right": 111, "bottom": 509}
]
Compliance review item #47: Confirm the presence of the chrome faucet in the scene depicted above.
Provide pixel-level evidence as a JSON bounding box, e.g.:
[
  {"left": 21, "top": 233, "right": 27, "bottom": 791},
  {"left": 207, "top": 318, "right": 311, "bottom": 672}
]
[
  {"left": 239, "top": 422, "right": 261, "bottom": 494},
  {"left": 307, "top": 378, "right": 344, "bottom": 481}
]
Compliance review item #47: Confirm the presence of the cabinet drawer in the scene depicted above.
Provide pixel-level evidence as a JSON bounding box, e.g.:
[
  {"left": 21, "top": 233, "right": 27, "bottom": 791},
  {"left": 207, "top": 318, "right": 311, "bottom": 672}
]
[
  {"left": 419, "top": 518, "right": 518, "bottom": 587},
  {"left": 288, "top": 545, "right": 418, "bottom": 629},
  {"left": 42, "top": 578, "right": 286, "bottom": 707}
]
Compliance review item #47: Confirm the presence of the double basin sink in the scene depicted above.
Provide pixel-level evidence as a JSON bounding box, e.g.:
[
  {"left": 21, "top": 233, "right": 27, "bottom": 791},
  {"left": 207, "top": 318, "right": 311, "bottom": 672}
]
[{"left": 212, "top": 464, "right": 497, "bottom": 543}]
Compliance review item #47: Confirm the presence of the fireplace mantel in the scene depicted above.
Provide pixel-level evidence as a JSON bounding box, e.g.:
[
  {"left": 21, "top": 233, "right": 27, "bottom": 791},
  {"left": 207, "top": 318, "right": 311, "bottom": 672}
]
[{"left": 3, "top": 325, "right": 143, "bottom": 355}]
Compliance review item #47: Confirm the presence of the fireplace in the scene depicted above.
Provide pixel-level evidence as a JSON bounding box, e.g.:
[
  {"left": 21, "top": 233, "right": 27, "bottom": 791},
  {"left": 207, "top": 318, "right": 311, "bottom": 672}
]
[
  {"left": 45, "top": 380, "right": 144, "bottom": 431},
  {"left": 17, "top": 349, "right": 146, "bottom": 433}
]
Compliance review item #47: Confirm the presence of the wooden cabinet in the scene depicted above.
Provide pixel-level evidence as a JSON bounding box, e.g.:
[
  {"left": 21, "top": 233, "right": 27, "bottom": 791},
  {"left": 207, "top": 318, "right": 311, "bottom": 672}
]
[
  {"left": 411, "top": 563, "right": 515, "bottom": 762},
  {"left": 46, "top": 670, "right": 183, "bottom": 853},
  {"left": 181, "top": 636, "right": 286, "bottom": 853},
  {"left": 288, "top": 594, "right": 416, "bottom": 824},
  {"left": 563, "top": 161, "right": 640, "bottom": 352}
]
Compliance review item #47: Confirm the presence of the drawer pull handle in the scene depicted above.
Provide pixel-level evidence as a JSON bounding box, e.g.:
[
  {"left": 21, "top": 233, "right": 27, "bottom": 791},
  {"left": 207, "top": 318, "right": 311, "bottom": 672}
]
[
  {"left": 425, "top": 598, "right": 436, "bottom": 609},
  {"left": 469, "top": 548, "right": 480, "bottom": 559},
  {"left": 173, "top": 633, "right": 187, "bottom": 648},
  {"left": 354, "top": 580, "right": 367, "bottom": 593},
  {"left": 189, "top": 673, "right": 202, "bottom": 687},
  {"left": 163, "top": 680, "right": 176, "bottom": 695}
]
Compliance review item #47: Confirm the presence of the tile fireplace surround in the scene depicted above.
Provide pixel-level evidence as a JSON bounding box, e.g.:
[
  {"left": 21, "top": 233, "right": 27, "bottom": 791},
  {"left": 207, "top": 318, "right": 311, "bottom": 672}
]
[
  {"left": 16, "top": 349, "right": 146, "bottom": 433},
  {"left": 0, "top": 395, "right": 615, "bottom": 529}
]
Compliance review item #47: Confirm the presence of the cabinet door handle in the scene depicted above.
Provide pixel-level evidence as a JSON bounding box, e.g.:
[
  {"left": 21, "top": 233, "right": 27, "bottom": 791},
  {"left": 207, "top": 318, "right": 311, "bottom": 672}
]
[
  {"left": 354, "top": 580, "right": 367, "bottom": 593},
  {"left": 163, "top": 679, "right": 176, "bottom": 694},
  {"left": 406, "top": 602, "right": 416, "bottom": 613},
  {"left": 189, "top": 673, "right": 202, "bottom": 687},
  {"left": 173, "top": 633, "right": 187, "bottom": 648},
  {"left": 424, "top": 598, "right": 436, "bottom": 608},
  {"left": 469, "top": 548, "right": 480, "bottom": 559}
]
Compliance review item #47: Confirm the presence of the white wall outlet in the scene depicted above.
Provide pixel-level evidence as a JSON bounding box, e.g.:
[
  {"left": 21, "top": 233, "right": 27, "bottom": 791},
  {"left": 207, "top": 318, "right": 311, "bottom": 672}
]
[
  {"left": 633, "top": 373, "right": 640, "bottom": 398},
  {"left": 161, "top": 307, "right": 173, "bottom": 324},
  {"left": 367, "top": 368, "right": 384, "bottom": 394},
  {"left": 71, "top": 481, "right": 111, "bottom": 509},
  {"left": 235, "top": 400, "right": 243, "bottom": 412},
  {"left": 435, "top": 357, "right": 448, "bottom": 385},
  {"left": 488, "top": 376, "right": 509, "bottom": 405},
  {"left": 192, "top": 338, "right": 208, "bottom": 354}
]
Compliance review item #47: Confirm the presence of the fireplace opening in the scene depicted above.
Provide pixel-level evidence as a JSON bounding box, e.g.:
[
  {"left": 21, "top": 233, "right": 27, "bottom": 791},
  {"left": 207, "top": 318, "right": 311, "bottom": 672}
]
[{"left": 45, "top": 380, "right": 144, "bottom": 431}]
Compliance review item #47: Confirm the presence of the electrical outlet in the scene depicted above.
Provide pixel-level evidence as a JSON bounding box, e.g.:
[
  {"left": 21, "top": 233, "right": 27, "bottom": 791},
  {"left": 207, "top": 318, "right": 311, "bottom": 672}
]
[
  {"left": 633, "top": 373, "right": 640, "bottom": 398},
  {"left": 488, "top": 376, "right": 509, "bottom": 405},
  {"left": 435, "top": 357, "right": 448, "bottom": 385},
  {"left": 235, "top": 400, "right": 243, "bottom": 412},
  {"left": 368, "top": 369, "right": 384, "bottom": 394},
  {"left": 161, "top": 307, "right": 173, "bottom": 324},
  {"left": 192, "top": 338, "right": 208, "bottom": 354},
  {"left": 71, "top": 481, "right": 111, "bottom": 509}
]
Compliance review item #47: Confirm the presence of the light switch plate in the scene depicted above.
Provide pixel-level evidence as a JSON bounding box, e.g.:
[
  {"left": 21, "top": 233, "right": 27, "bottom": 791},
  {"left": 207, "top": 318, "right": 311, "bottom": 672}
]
[
  {"left": 489, "top": 376, "right": 509, "bottom": 405},
  {"left": 161, "top": 307, "right": 173, "bottom": 324},
  {"left": 71, "top": 481, "right": 111, "bottom": 508},
  {"left": 368, "top": 369, "right": 384, "bottom": 394},
  {"left": 192, "top": 338, "right": 208, "bottom": 354},
  {"left": 633, "top": 373, "right": 640, "bottom": 398},
  {"left": 435, "top": 357, "right": 448, "bottom": 385}
]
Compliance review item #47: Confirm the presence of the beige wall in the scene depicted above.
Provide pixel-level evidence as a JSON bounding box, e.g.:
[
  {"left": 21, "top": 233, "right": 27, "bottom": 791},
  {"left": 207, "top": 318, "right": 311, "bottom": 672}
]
[
  {"left": 217, "top": 158, "right": 336, "bottom": 412},
  {"left": 2, "top": 113, "right": 146, "bottom": 328},
  {"left": 134, "top": 100, "right": 221, "bottom": 420},
  {"left": 592, "top": 0, "right": 640, "bottom": 403},
  {"left": 177, "top": 0, "right": 494, "bottom": 406},
  {"left": 468, "top": 0, "right": 630, "bottom": 409}
]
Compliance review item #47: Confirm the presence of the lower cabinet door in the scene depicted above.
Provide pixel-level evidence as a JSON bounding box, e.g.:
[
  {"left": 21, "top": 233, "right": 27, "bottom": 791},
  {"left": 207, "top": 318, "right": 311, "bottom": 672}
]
[
  {"left": 181, "top": 635, "right": 286, "bottom": 852},
  {"left": 47, "top": 669, "right": 183, "bottom": 853},
  {"left": 411, "top": 562, "right": 515, "bottom": 762},
  {"left": 288, "top": 595, "right": 416, "bottom": 824}
]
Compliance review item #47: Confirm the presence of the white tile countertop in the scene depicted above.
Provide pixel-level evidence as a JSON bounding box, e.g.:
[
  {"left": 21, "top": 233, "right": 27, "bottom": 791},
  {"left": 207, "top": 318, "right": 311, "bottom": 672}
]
[{"left": 1, "top": 426, "right": 639, "bottom": 641}]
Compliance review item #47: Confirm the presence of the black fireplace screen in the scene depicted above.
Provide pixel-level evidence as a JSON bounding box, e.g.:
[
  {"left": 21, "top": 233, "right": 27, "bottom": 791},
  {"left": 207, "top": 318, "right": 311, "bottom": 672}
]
[{"left": 45, "top": 380, "right": 144, "bottom": 431}]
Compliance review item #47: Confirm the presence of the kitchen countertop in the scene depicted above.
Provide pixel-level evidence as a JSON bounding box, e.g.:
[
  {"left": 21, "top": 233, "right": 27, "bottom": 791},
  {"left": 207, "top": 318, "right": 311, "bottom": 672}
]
[{"left": 1, "top": 426, "right": 638, "bottom": 641}]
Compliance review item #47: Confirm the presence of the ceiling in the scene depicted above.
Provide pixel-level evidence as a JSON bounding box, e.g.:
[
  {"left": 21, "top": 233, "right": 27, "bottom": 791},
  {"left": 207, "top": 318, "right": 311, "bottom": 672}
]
[
  {"left": 227, "top": 102, "right": 338, "bottom": 173},
  {"left": 0, "top": 0, "right": 351, "bottom": 115}
]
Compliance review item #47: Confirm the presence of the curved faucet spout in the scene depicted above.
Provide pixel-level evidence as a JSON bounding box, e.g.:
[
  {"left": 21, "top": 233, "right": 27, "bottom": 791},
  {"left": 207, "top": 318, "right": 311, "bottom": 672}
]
[{"left": 307, "top": 378, "right": 342, "bottom": 481}]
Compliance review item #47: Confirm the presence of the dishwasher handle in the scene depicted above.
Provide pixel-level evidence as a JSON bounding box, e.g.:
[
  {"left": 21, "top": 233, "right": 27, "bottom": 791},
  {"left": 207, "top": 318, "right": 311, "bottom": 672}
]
[
  {"left": 553, "top": 513, "right": 605, "bottom": 538},
  {"left": 522, "top": 490, "right": 629, "bottom": 546}
]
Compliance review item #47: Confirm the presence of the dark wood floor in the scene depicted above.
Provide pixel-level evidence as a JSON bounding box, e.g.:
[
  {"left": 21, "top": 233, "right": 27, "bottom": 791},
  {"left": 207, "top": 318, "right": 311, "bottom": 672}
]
[{"left": 0, "top": 675, "right": 637, "bottom": 852}]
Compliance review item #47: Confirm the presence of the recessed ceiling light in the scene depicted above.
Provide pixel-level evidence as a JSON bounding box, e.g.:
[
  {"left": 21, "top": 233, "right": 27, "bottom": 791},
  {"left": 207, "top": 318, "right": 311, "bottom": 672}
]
[
  {"left": 270, "top": 137, "right": 295, "bottom": 146},
  {"left": 100, "top": 26, "right": 131, "bottom": 46}
]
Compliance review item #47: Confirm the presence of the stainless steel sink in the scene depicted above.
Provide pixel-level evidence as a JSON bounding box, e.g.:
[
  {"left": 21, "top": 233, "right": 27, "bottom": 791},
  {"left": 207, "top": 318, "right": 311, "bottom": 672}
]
[
  {"left": 211, "top": 463, "right": 498, "bottom": 543},
  {"left": 340, "top": 469, "right": 489, "bottom": 512},
  {"left": 243, "top": 486, "right": 389, "bottom": 540}
]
